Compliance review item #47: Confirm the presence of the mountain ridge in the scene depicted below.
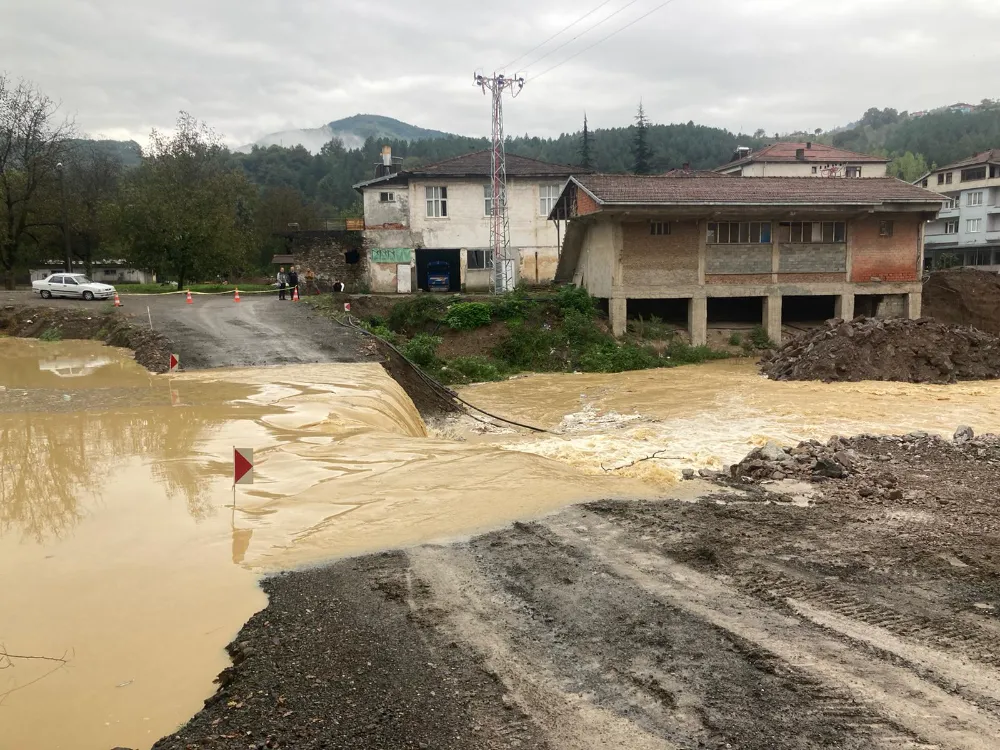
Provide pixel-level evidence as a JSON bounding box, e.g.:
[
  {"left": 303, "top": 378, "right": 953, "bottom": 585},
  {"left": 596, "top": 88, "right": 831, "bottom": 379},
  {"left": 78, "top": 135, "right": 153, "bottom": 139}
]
[{"left": 237, "top": 113, "right": 453, "bottom": 154}]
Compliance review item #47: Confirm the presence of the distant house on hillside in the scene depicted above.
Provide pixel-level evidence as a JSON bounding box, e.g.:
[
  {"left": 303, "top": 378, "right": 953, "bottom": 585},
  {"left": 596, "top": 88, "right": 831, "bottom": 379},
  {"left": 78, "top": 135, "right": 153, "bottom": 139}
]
[
  {"left": 715, "top": 142, "right": 889, "bottom": 178},
  {"left": 916, "top": 149, "right": 1000, "bottom": 271},
  {"left": 948, "top": 103, "right": 977, "bottom": 115},
  {"left": 354, "top": 148, "right": 584, "bottom": 292}
]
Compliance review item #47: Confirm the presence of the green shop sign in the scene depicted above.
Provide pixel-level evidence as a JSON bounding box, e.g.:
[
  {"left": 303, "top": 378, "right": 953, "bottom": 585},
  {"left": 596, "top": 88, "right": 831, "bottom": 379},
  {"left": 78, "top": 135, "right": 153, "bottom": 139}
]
[{"left": 371, "top": 248, "right": 412, "bottom": 264}]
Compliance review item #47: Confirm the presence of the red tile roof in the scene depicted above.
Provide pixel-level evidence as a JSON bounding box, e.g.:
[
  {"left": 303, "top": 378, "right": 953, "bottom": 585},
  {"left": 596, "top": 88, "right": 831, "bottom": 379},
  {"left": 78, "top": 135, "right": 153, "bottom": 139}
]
[
  {"left": 413, "top": 150, "right": 582, "bottom": 178},
  {"left": 720, "top": 142, "right": 888, "bottom": 168},
  {"left": 661, "top": 167, "right": 729, "bottom": 178},
  {"left": 937, "top": 149, "right": 1000, "bottom": 171},
  {"left": 570, "top": 175, "right": 946, "bottom": 206}
]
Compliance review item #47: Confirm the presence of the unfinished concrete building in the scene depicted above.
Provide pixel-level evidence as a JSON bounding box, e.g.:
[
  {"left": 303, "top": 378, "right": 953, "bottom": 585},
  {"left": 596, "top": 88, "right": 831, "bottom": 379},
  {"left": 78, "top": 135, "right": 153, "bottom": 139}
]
[{"left": 550, "top": 176, "right": 946, "bottom": 344}]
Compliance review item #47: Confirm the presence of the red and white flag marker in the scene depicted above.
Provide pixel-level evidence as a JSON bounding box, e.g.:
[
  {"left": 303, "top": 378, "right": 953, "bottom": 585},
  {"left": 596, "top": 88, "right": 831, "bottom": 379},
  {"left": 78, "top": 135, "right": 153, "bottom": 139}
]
[
  {"left": 234, "top": 448, "right": 254, "bottom": 486},
  {"left": 168, "top": 353, "right": 180, "bottom": 373}
]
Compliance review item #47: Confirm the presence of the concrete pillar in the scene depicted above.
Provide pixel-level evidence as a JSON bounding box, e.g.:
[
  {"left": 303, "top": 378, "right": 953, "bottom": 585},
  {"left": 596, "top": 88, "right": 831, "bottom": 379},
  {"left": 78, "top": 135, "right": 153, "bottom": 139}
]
[
  {"left": 835, "top": 293, "right": 855, "bottom": 321},
  {"left": 610, "top": 297, "right": 627, "bottom": 337},
  {"left": 688, "top": 297, "right": 707, "bottom": 346},
  {"left": 764, "top": 295, "right": 782, "bottom": 346},
  {"left": 907, "top": 291, "right": 922, "bottom": 319}
]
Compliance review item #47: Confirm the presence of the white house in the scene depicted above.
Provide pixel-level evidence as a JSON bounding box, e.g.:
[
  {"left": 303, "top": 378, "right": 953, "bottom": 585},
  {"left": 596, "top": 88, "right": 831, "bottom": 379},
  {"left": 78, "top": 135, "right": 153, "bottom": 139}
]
[
  {"left": 715, "top": 142, "right": 889, "bottom": 178},
  {"left": 354, "top": 149, "right": 581, "bottom": 293}
]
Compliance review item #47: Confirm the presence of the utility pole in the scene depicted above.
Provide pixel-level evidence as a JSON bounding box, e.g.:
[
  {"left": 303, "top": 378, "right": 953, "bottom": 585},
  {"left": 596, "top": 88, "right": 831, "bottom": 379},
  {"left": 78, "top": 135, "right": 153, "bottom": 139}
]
[
  {"left": 56, "top": 162, "right": 72, "bottom": 273},
  {"left": 475, "top": 72, "right": 524, "bottom": 294}
]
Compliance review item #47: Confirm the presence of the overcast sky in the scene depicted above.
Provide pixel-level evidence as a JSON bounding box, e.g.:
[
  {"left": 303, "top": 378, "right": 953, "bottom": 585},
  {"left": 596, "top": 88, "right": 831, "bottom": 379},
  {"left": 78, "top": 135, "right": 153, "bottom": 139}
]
[{"left": 4, "top": 0, "right": 999, "bottom": 147}]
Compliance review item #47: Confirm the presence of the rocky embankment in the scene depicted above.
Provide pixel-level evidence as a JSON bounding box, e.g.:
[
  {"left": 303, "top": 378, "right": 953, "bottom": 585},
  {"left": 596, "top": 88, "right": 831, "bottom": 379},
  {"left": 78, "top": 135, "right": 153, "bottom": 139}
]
[{"left": 761, "top": 316, "right": 1000, "bottom": 383}]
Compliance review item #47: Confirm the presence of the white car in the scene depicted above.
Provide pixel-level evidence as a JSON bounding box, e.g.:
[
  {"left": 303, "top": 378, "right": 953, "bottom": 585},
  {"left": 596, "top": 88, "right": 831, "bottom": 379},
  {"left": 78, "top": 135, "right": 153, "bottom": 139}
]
[{"left": 32, "top": 274, "right": 116, "bottom": 301}]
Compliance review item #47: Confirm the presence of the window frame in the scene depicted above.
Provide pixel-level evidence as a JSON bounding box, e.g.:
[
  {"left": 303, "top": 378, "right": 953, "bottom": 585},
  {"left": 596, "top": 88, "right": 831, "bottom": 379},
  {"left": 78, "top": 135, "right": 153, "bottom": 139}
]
[
  {"left": 650, "top": 221, "right": 671, "bottom": 236},
  {"left": 945, "top": 219, "right": 959, "bottom": 234},
  {"left": 425, "top": 185, "right": 448, "bottom": 218},
  {"left": 538, "top": 184, "right": 561, "bottom": 217},
  {"left": 467, "top": 249, "right": 493, "bottom": 270},
  {"left": 878, "top": 220, "right": 894, "bottom": 238},
  {"left": 937, "top": 173, "right": 945, "bottom": 185},
  {"left": 968, "top": 191, "right": 984, "bottom": 206},
  {"left": 706, "top": 221, "right": 771, "bottom": 244},
  {"left": 777, "top": 221, "right": 846, "bottom": 244},
  {"left": 962, "top": 167, "right": 987, "bottom": 182},
  {"left": 967, "top": 218, "right": 983, "bottom": 233},
  {"left": 845, "top": 166, "right": 861, "bottom": 178},
  {"left": 945, "top": 172, "right": 954, "bottom": 184},
  {"left": 483, "top": 184, "right": 493, "bottom": 217},
  {"left": 378, "top": 191, "right": 395, "bottom": 203}
]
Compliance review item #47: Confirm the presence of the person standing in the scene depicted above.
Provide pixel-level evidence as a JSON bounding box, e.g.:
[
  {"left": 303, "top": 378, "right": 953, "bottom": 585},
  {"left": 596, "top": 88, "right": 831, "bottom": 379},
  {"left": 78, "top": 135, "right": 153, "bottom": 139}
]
[
  {"left": 305, "top": 267, "right": 316, "bottom": 295},
  {"left": 277, "top": 266, "right": 288, "bottom": 300},
  {"left": 287, "top": 266, "right": 299, "bottom": 300}
]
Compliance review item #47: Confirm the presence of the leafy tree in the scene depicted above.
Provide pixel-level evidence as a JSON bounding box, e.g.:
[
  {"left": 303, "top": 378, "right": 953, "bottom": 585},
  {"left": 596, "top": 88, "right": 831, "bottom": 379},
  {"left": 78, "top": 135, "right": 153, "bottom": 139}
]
[
  {"left": 119, "top": 113, "right": 256, "bottom": 288},
  {"left": 887, "top": 151, "right": 929, "bottom": 182},
  {"left": 632, "top": 102, "right": 653, "bottom": 175},
  {"left": 64, "top": 142, "right": 123, "bottom": 275},
  {"left": 579, "top": 113, "right": 592, "bottom": 169},
  {"left": 753, "top": 128, "right": 767, "bottom": 139},
  {"left": 0, "top": 75, "right": 74, "bottom": 288}
]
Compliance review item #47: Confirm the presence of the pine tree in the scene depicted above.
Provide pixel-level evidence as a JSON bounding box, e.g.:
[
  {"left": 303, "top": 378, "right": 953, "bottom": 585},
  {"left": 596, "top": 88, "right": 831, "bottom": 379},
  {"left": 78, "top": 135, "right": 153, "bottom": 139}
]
[
  {"left": 632, "top": 102, "right": 653, "bottom": 175},
  {"left": 579, "top": 113, "right": 592, "bottom": 169}
]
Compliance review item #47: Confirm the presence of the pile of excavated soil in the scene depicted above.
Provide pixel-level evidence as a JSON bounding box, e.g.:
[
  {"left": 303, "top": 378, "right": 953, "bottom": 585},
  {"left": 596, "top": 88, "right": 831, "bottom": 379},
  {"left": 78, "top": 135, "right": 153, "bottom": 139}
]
[
  {"left": 924, "top": 269, "right": 1000, "bottom": 336},
  {"left": 760, "top": 316, "right": 1000, "bottom": 383}
]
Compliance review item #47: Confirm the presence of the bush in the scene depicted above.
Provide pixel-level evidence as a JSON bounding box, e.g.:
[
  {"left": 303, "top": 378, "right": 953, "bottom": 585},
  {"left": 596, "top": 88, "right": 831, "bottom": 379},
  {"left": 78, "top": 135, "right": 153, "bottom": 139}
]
[
  {"left": 562, "top": 309, "right": 611, "bottom": 350},
  {"left": 364, "top": 323, "right": 400, "bottom": 345},
  {"left": 438, "top": 356, "right": 508, "bottom": 385},
  {"left": 728, "top": 332, "right": 743, "bottom": 346},
  {"left": 492, "top": 289, "right": 533, "bottom": 321},
  {"left": 493, "top": 321, "right": 559, "bottom": 370},
  {"left": 386, "top": 296, "right": 446, "bottom": 333},
  {"left": 577, "top": 342, "right": 660, "bottom": 373},
  {"left": 403, "top": 334, "right": 442, "bottom": 367},
  {"left": 39, "top": 327, "right": 62, "bottom": 342},
  {"left": 445, "top": 302, "right": 492, "bottom": 330},
  {"left": 555, "top": 285, "right": 595, "bottom": 316},
  {"left": 664, "top": 339, "right": 730, "bottom": 365},
  {"left": 749, "top": 325, "right": 776, "bottom": 350}
]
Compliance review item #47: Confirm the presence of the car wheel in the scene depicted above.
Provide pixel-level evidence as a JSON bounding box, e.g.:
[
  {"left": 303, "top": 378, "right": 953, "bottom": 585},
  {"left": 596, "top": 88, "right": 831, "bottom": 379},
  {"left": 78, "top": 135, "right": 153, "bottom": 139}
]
[
  {"left": 83, "top": 291, "right": 95, "bottom": 301},
  {"left": 40, "top": 290, "right": 52, "bottom": 299}
]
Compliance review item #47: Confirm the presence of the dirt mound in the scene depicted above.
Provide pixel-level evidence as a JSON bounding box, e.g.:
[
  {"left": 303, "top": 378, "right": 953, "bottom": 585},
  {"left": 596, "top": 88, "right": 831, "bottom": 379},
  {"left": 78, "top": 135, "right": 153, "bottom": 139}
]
[
  {"left": 760, "top": 316, "right": 1000, "bottom": 383},
  {"left": 924, "top": 269, "right": 1000, "bottom": 335}
]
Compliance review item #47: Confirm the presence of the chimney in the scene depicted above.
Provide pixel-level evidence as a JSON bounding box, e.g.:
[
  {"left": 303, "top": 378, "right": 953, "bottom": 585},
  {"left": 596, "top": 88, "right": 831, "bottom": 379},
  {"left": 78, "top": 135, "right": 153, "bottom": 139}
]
[
  {"left": 795, "top": 148, "right": 806, "bottom": 161},
  {"left": 381, "top": 145, "right": 392, "bottom": 167}
]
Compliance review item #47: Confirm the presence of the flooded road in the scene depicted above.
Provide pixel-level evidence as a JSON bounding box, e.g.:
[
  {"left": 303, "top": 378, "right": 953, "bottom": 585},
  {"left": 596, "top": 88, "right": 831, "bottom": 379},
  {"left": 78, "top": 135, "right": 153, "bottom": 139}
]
[{"left": 4, "top": 341, "right": 1000, "bottom": 749}]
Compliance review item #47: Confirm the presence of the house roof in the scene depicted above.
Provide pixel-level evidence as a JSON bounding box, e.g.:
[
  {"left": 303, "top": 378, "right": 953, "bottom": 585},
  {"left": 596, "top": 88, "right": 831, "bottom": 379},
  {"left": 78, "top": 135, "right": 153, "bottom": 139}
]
[
  {"left": 354, "top": 150, "right": 584, "bottom": 189},
  {"left": 934, "top": 149, "right": 1000, "bottom": 171},
  {"left": 660, "top": 167, "right": 729, "bottom": 178},
  {"left": 718, "top": 142, "right": 889, "bottom": 170},
  {"left": 562, "top": 175, "right": 946, "bottom": 210}
]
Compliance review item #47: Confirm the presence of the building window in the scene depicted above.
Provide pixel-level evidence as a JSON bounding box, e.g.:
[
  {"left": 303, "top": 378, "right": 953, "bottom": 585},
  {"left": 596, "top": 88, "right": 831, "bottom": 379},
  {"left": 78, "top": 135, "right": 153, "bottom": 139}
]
[
  {"left": 937, "top": 174, "right": 945, "bottom": 185},
  {"left": 921, "top": 178, "right": 928, "bottom": 187},
  {"left": 968, "top": 191, "right": 984, "bottom": 206},
  {"left": 811, "top": 166, "right": 818, "bottom": 174},
  {"left": 969, "top": 248, "right": 992, "bottom": 266},
  {"left": 483, "top": 185, "right": 493, "bottom": 216},
  {"left": 962, "top": 167, "right": 987, "bottom": 182},
  {"left": 467, "top": 249, "right": 493, "bottom": 269},
  {"left": 845, "top": 166, "right": 861, "bottom": 178},
  {"left": 650, "top": 221, "right": 671, "bottom": 236},
  {"left": 968, "top": 218, "right": 982, "bottom": 233},
  {"left": 992, "top": 165, "right": 1000, "bottom": 179},
  {"left": 777, "top": 221, "right": 846, "bottom": 243},
  {"left": 707, "top": 221, "right": 772, "bottom": 244},
  {"left": 946, "top": 172, "right": 953, "bottom": 184},
  {"left": 879, "top": 220, "right": 894, "bottom": 237},
  {"left": 379, "top": 191, "right": 394, "bottom": 203},
  {"left": 947, "top": 197, "right": 960, "bottom": 210},
  {"left": 945, "top": 220, "right": 959, "bottom": 234},
  {"left": 425, "top": 186, "right": 447, "bottom": 218},
  {"left": 539, "top": 184, "right": 561, "bottom": 216}
]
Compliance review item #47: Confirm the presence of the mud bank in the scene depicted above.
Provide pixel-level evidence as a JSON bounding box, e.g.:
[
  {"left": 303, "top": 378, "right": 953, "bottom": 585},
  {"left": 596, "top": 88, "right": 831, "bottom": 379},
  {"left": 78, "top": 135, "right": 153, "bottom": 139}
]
[
  {"left": 150, "top": 428, "right": 1000, "bottom": 750},
  {"left": 0, "top": 304, "right": 175, "bottom": 372}
]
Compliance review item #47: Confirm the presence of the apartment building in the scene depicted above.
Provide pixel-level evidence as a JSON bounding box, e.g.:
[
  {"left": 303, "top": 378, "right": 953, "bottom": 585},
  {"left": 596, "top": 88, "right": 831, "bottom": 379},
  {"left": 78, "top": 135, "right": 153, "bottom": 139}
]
[
  {"left": 715, "top": 142, "right": 889, "bottom": 178},
  {"left": 354, "top": 150, "right": 580, "bottom": 292},
  {"left": 916, "top": 149, "right": 1000, "bottom": 271},
  {"left": 550, "top": 175, "right": 945, "bottom": 344}
]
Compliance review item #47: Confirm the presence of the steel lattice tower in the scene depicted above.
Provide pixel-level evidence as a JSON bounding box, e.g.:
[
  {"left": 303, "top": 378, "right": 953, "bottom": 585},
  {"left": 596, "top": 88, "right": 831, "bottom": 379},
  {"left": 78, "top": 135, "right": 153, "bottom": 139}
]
[{"left": 475, "top": 72, "right": 524, "bottom": 293}]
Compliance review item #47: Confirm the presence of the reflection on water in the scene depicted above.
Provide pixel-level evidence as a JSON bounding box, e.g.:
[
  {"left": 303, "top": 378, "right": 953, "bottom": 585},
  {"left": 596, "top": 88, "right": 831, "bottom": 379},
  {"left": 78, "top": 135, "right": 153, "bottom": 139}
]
[{"left": 6, "top": 341, "right": 1000, "bottom": 750}]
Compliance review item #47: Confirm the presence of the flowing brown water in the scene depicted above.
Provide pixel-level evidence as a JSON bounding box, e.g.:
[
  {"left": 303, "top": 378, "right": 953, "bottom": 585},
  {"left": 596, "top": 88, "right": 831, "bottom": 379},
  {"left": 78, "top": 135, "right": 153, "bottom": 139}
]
[{"left": 3, "top": 341, "right": 1000, "bottom": 749}]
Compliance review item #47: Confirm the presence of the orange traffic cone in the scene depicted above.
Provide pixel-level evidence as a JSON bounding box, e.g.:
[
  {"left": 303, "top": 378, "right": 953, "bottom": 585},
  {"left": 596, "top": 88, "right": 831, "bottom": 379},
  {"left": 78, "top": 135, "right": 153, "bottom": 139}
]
[
  {"left": 186, "top": 290, "right": 193, "bottom": 304},
  {"left": 234, "top": 288, "right": 241, "bottom": 303},
  {"left": 113, "top": 291, "right": 121, "bottom": 307},
  {"left": 292, "top": 286, "right": 300, "bottom": 302}
]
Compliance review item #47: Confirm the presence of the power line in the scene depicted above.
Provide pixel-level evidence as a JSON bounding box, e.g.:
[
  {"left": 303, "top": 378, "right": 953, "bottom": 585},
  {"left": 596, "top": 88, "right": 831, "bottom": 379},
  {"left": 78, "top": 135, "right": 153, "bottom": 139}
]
[
  {"left": 519, "top": 0, "right": 644, "bottom": 74},
  {"left": 529, "top": 0, "right": 679, "bottom": 82},
  {"left": 501, "top": 0, "right": 616, "bottom": 71}
]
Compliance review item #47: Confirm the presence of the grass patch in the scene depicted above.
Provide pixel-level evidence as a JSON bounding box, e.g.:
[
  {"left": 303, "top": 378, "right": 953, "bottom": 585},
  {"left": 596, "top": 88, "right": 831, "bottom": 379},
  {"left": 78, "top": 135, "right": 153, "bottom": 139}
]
[
  {"left": 387, "top": 295, "right": 447, "bottom": 334},
  {"left": 39, "top": 327, "right": 63, "bottom": 342},
  {"left": 444, "top": 302, "right": 492, "bottom": 331}
]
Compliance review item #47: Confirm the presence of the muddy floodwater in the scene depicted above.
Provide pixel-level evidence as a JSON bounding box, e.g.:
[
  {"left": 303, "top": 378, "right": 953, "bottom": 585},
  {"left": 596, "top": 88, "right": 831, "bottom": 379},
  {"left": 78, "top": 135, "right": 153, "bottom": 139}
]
[{"left": 4, "top": 340, "right": 1000, "bottom": 749}]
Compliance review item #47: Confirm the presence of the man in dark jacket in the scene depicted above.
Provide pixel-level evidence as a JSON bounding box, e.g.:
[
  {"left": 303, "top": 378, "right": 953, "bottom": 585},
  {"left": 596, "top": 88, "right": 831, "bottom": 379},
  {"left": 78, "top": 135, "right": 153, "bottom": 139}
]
[{"left": 287, "top": 266, "right": 299, "bottom": 300}]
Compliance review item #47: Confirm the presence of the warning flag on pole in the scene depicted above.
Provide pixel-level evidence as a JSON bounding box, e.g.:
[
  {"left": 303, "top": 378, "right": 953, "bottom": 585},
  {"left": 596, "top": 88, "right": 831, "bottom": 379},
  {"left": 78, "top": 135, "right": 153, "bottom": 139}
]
[
  {"left": 234, "top": 448, "right": 254, "bottom": 485},
  {"left": 168, "top": 353, "right": 180, "bottom": 373}
]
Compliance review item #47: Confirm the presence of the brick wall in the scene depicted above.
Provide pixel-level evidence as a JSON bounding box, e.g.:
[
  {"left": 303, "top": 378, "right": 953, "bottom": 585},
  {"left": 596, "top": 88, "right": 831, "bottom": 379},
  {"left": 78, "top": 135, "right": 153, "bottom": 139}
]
[
  {"left": 575, "top": 189, "right": 600, "bottom": 216},
  {"left": 850, "top": 215, "right": 920, "bottom": 283},
  {"left": 779, "top": 244, "right": 846, "bottom": 273},
  {"left": 706, "top": 244, "right": 771, "bottom": 274},
  {"left": 776, "top": 272, "right": 847, "bottom": 284},
  {"left": 286, "top": 230, "right": 368, "bottom": 291},
  {"left": 705, "top": 274, "right": 772, "bottom": 285},
  {"left": 621, "top": 220, "right": 699, "bottom": 286}
]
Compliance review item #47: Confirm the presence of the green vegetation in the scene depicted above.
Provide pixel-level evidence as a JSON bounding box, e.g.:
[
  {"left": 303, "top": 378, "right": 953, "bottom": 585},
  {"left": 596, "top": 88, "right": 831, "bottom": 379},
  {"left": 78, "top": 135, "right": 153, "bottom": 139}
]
[
  {"left": 402, "top": 334, "right": 442, "bottom": 368},
  {"left": 444, "top": 302, "right": 492, "bottom": 331},
  {"left": 728, "top": 332, "right": 743, "bottom": 346},
  {"left": 38, "top": 327, "right": 62, "bottom": 342},
  {"left": 749, "top": 325, "right": 776, "bottom": 350}
]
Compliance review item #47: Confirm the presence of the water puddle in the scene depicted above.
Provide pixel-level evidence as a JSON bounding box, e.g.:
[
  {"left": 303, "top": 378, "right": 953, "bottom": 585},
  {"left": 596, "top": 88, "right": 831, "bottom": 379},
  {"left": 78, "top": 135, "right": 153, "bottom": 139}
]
[{"left": 5, "top": 342, "right": 1000, "bottom": 749}]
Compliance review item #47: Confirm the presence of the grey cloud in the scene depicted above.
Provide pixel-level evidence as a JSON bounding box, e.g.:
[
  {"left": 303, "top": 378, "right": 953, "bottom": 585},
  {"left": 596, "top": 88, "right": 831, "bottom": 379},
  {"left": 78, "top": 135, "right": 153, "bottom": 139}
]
[{"left": 2, "top": 0, "right": 997, "bottom": 146}]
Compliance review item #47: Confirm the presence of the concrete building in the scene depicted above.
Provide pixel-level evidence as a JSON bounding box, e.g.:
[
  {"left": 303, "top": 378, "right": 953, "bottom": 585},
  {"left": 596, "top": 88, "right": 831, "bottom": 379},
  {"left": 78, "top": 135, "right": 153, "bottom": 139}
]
[
  {"left": 354, "top": 150, "right": 580, "bottom": 293},
  {"left": 716, "top": 142, "right": 889, "bottom": 178},
  {"left": 915, "top": 149, "right": 1000, "bottom": 272},
  {"left": 550, "top": 175, "right": 945, "bottom": 344}
]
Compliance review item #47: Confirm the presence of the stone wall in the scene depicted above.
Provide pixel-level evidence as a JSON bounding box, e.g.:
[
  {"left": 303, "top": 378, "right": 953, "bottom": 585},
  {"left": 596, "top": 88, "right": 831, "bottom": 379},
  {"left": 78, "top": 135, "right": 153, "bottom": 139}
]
[
  {"left": 283, "top": 230, "right": 368, "bottom": 291},
  {"left": 778, "top": 244, "right": 847, "bottom": 273}
]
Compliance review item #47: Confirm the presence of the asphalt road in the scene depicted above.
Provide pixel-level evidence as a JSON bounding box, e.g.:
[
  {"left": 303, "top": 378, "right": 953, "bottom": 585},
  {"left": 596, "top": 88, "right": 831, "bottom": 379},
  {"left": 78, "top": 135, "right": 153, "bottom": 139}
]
[{"left": 3, "top": 289, "right": 369, "bottom": 369}]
